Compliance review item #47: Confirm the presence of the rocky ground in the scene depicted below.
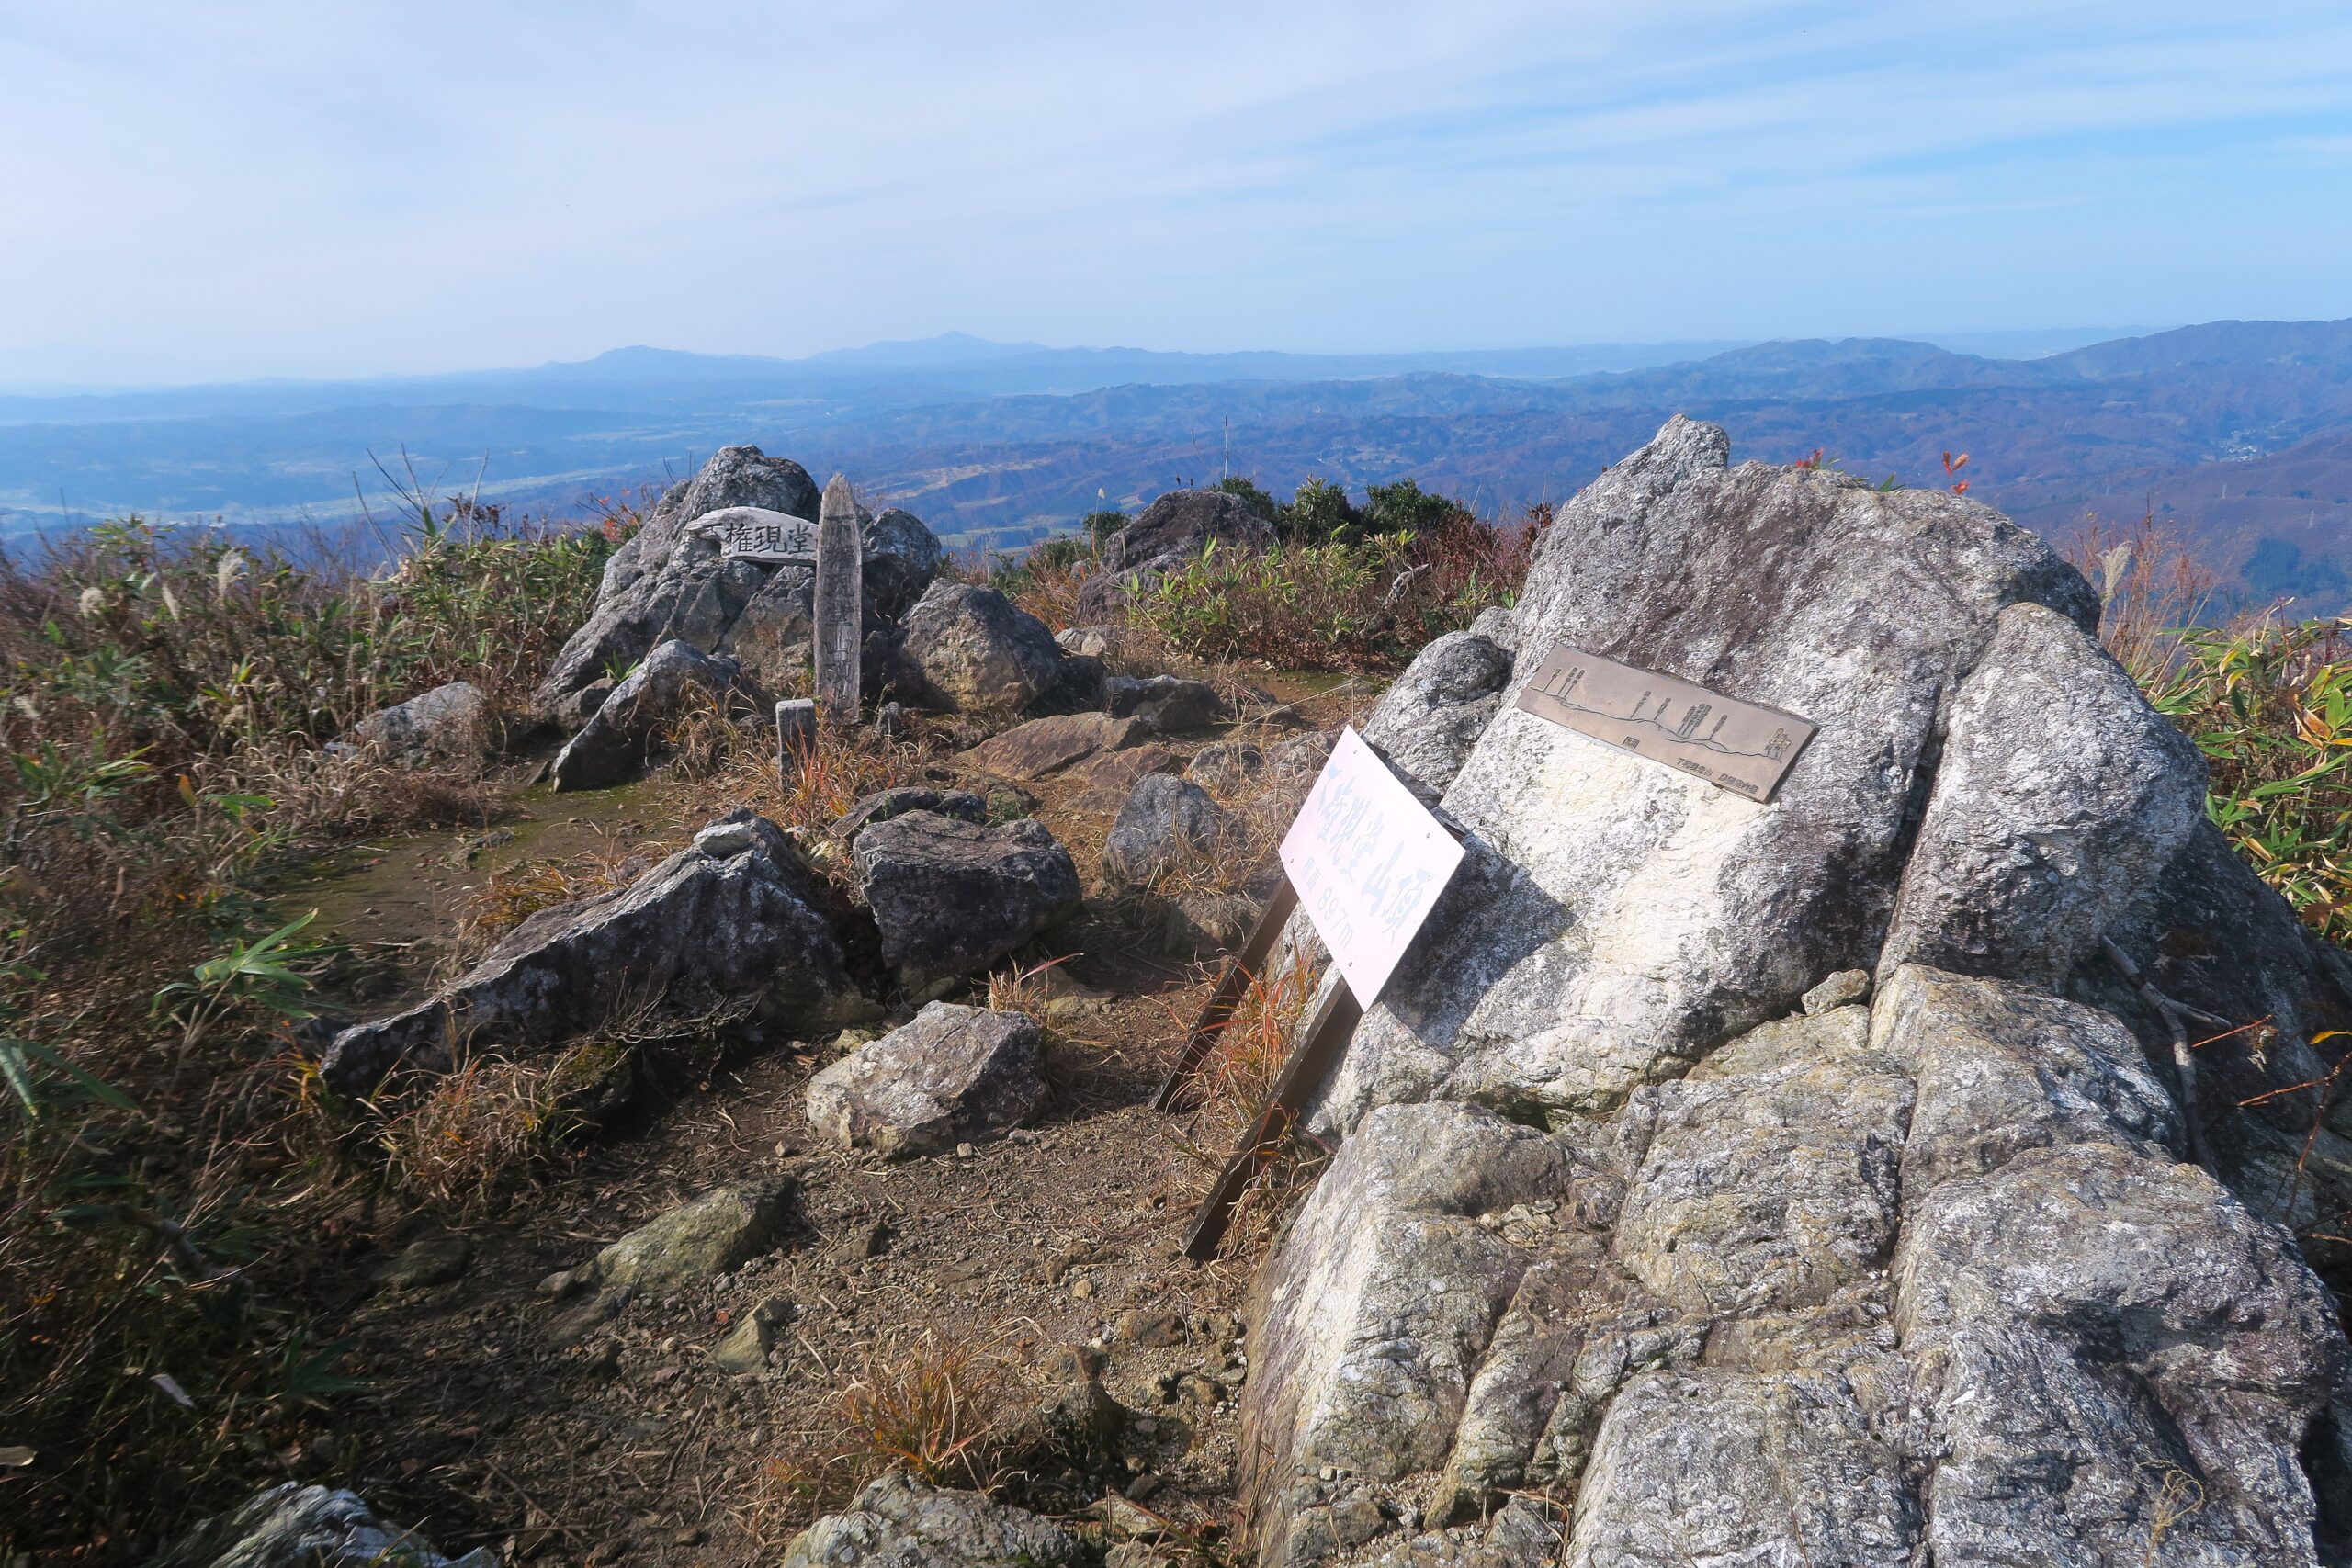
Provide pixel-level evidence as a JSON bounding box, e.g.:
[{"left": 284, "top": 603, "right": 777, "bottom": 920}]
[
  {"left": 153, "top": 432, "right": 2352, "bottom": 1568},
  {"left": 248, "top": 665, "right": 1370, "bottom": 1567}
]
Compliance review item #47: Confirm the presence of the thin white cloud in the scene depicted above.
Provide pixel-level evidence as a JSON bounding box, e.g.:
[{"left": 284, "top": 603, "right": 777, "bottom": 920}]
[{"left": 2, "top": 0, "right": 2346, "bottom": 379}]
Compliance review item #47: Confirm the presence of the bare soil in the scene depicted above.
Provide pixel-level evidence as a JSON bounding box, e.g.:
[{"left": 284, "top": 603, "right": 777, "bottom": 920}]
[{"left": 256, "top": 680, "right": 1371, "bottom": 1566}]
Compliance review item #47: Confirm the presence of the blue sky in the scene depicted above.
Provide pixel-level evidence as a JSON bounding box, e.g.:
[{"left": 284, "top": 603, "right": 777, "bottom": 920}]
[{"left": 4, "top": 1, "right": 2349, "bottom": 382}]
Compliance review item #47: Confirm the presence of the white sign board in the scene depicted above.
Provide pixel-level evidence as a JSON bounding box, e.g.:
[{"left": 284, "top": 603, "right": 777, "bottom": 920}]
[
  {"left": 695, "top": 506, "right": 819, "bottom": 564},
  {"left": 1279, "top": 726, "right": 1466, "bottom": 1008}
]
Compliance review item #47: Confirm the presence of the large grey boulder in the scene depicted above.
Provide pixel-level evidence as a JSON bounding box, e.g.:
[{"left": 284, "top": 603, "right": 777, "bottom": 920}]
[
  {"left": 153, "top": 1483, "right": 493, "bottom": 1568},
  {"left": 322, "top": 811, "right": 864, "bottom": 1092},
  {"left": 1314, "top": 415, "right": 2103, "bottom": 1128},
  {"left": 537, "top": 446, "right": 818, "bottom": 706},
  {"left": 350, "top": 680, "right": 491, "bottom": 768},
  {"left": 864, "top": 507, "right": 947, "bottom": 621},
  {"left": 548, "top": 637, "right": 737, "bottom": 791},
  {"left": 1358, "top": 630, "right": 1511, "bottom": 797},
  {"left": 1101, "top": 773, "right": 1234, "bottom": 894},
  {"left": 806, "top": 1002, "right": 1046, "bottom": 1156},
  {"left": 853, "top": 812, "right": 1081, "bottom": 997},
  {"left": 1880, "top": 600, "right": 2208, "bottom": 987},
  {"left": 534, "top": 446, "right": 942, "bottom": 710},
  {"left": 1245, "top": 970, "right": 2352, "bottom": 1568},
  {"left": 782, "top": 1472, "right": 1083, "bottom": 1568},
  {"left": 1077, "top": 490, "right": 1275, "bottom": 621},
  {"left": 899, "top": 581, "right": 1064, "bottom": 716},
  {"left": 1233, "top": 418, "right": 2352, "bottom": 1567}
]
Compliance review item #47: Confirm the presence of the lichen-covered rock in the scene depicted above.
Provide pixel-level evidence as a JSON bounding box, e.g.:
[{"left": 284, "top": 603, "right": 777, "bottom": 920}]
[
  {"left": 1077, "top": 491, "right": 1275, "bottom": 621},
  {"left": 1243, "top": 1103, "right": 1568, "bottom": 1566},
  {"left": 549, "top": 637, "right": 737, "bottom": 791},
  {"left": 536, "top": 445, "right": 819, "bottom": 707},
  {"left": 322, "top": 811, "right": 864, "bottom": 1092},
  {"left": 153, "top": 1483, "right": 494, "bottom": 1568},
  {"left": 1101, "top": 773, "right": 1234, "bottom": 894},
  {"left": 533, "top": 446, "right": 942, "bottom": 711},
  {"left": 1880, "top": 601, "right": 2207, "bottom": 987},
  {"left": 863, "top": 507, "right": 946, "bottom": 621},
  {"left": 854, "top": 812, "right": 1081, "bottom": 997},
  {"left": 1565, "top": 1369, "right": 1916, "bottom": 1567},
  {"left": 782, "top": 1472, "right": 1084, "bottom": 1568},
  {"left": 805, "top": 1002, "right": 1046, "bottom": 1156},
  {"left": 1894, "top": 1142, "right": 2348, "bottom": 1564},
  {"left": 1315, "top": 415, "right": 2103, "bottom": 1131},
  {"left": 1221, "top": 419, "right": 2352, "bottom": 1567},
  {"left": 351, "top": 681, "right": 490, "bottom": 767},
  {"left": 1359, "top": 630, "right": 1511, "bottom": 797},
  {"left": 830, "top": 786, "right": 989, "bottom": 842},
  {"left": 900, "top": 582, "right": 1064, "bottom": 716},
  {"left": 555, "top": 1180, "right": 794, "bottom": 1300},
  {"left": 1871, "top": 964, "right": 2181, "bottom": 1188},
  {"left": 545, "top": 1181, "right": 795, "bottom": 1341},
  {"left": 1612, "top": 1010, "right": 1911, "bottom": 1315}
]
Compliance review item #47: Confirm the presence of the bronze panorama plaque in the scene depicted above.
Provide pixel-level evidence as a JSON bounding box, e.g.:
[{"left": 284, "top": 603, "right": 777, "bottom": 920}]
[{"left": 1514, "top": 644, "right": 1817, "bottom": 803}]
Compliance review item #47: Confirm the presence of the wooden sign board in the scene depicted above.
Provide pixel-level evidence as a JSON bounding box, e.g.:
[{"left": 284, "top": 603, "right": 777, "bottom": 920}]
[
  {"left": 1514, "top": 644, "right": 1816, "bottom": 802},
  {"left": 697, "top": 506, "right": 819, "bottom": 564},
  {"left": 813, "top": 476, "right": 864, "bottom": 720},
  {"left": 1279, "top": 726, "right": 1465, "bottom": 1008}
]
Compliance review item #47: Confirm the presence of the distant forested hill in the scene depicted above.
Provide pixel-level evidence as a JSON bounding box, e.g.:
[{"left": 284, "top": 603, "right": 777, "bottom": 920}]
[{"left": 4, "top": 321, "right": 2347, "bottom": 607}]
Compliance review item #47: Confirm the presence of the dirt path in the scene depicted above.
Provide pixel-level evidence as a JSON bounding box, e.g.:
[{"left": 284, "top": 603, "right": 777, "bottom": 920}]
[{"left": 265, "top": 685, "right": 1368, "bottom": 1564}]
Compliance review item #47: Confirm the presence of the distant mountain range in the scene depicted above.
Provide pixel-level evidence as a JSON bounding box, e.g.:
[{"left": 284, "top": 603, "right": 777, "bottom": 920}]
[{"left": 2, "top": 321, "right": 2346, "bottom": 609}]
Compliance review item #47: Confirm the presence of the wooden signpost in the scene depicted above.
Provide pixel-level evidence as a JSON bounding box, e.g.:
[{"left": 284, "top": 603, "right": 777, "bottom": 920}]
[
  {"left": 1170, "top": 728, "right": 1465, "bottom": 1260},
  {"left": 813, "top": 475, "right": 863, "bottom": 722},
  {"left": 1166, "top": 654, "right": 1817, "bottom": 1259}
]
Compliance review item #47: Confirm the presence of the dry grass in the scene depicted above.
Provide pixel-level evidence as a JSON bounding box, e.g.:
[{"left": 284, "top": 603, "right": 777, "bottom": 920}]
[
  {"left": 757, "top": 1327, "right": 1022, "bottom": 1529},
  {"left": 442, "top": 828, "right": 675, "bottom": 976},
  {"left": 371, "top": 1043, "right": 616, "bottom": 1212},
  {"left": 2064, "top": 512, "right": 2222, "bottom": 682}
]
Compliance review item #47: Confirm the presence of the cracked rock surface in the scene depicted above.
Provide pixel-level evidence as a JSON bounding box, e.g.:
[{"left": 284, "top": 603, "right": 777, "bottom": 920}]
[{"left": 1237, "top": 419, "right": 2352, "bottom": 1568}]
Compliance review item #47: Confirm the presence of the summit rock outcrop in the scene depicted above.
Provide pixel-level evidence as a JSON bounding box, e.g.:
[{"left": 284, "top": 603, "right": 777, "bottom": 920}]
[{"left": 1237, "top": 417, "right": 2352, "bottom": 1567}]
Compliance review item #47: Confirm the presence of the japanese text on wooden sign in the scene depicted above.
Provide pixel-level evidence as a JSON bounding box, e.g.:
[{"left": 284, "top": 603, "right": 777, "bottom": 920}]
[
  {"left": 1514, "top": 643, "right": 1816, "bottom": 802},
  {"left": 1279, "top": 726, "right": 1465, "bottom": 1008},
  {"left": 698, "top": 507, "right": 818, "bottom": 564}
]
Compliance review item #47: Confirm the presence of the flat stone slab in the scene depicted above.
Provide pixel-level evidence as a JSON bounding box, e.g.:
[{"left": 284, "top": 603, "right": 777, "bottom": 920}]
[{"left": 960, "top": 712, "right": 1156, "bottom": 781}]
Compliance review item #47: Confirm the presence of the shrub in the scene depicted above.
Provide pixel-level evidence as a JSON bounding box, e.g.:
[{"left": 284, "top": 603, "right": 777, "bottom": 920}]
[
  {"left": 1211, "top": 475, "right": 1278, "bottom": 519},
  {"left": 2145, "top": 617, "right": 2352, "bottom": 942},
  {"left": 1279, "top": 476, "right": 1360, "bottom": 546},
  {"left": 1127, "top": 500, "right": 1545, "bottom": 674}
]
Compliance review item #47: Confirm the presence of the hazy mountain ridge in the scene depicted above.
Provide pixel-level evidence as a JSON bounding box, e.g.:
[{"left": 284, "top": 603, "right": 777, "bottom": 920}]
[{"left": 5, "top": 321, "right": 2349, "bottom": 605}]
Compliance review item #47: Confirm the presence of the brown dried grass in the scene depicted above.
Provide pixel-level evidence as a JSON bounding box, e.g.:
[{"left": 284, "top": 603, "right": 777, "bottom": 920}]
[{"left": 757, "top": 1326, "right": 1022, "bottom": 1529}]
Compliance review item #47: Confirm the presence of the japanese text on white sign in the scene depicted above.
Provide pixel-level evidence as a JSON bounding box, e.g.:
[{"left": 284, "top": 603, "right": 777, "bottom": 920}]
[{"left": 1279, "top": 726, "right": 1465, "bottom": 1008}]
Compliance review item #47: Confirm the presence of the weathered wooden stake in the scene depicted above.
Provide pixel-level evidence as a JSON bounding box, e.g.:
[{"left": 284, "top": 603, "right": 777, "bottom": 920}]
[
  {"left": 814, "top": 474, "right": 863, "bottom": 723},
  {"left": 775, "top": 698, "right": 817, "bottom": 782},
  {"left": 1179, "top": 976, "right": 1363, "bottom": 1261},
  {"left": 1150, "top": 874, "right": 1301, "bottom": 1111}
]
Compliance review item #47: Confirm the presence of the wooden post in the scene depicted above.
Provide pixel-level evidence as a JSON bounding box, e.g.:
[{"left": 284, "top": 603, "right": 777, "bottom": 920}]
[
  {"left": 814, "top": 474, "right": 863, "bottom": 723},
  {"left": 1179, "top": 976, "right": 1363, "bottom": 1261},
  {"left": 1150, "top": 874, "right": 1301, "bottom": 1111}
]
